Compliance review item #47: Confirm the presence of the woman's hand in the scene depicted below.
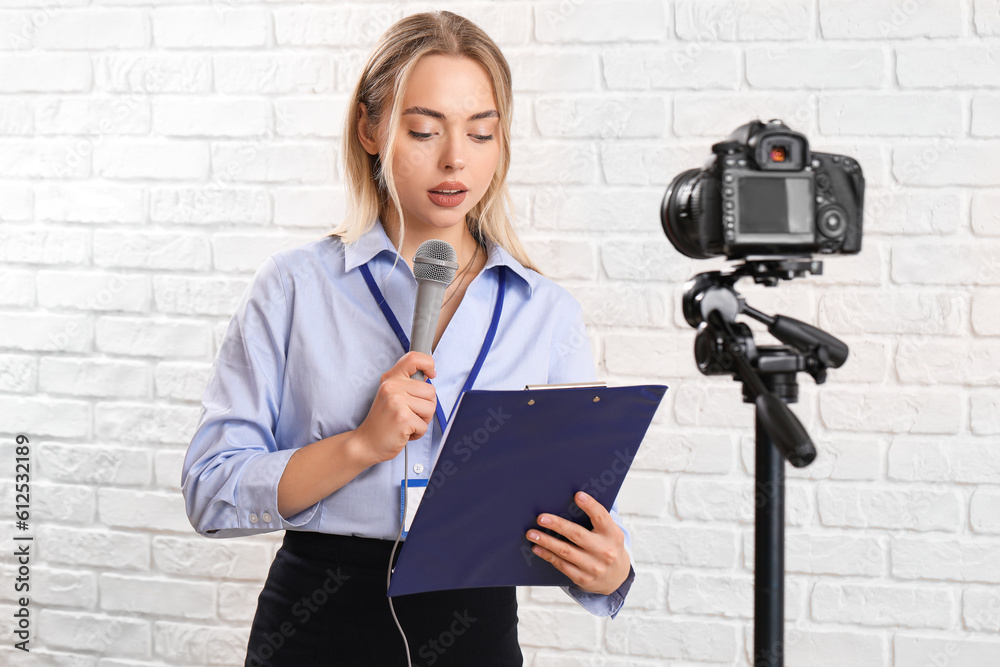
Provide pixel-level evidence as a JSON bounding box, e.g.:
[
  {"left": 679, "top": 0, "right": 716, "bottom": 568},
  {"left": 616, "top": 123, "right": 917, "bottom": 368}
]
[
  {"left": 354, "top": 351, "right": 437, "bottom": 466},
  {"left": 525, "top": 491, "right": 631, "bottom": 596}
]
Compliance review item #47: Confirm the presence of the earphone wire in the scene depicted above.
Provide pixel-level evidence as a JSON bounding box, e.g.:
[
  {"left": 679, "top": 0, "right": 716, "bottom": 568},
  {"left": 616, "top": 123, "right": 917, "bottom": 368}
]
[
  {"left": 440, "top": 238, "right": 480, "bottom": 310},
  {"left": 387, "top": 443, "right": 413, "bottom": 667}
]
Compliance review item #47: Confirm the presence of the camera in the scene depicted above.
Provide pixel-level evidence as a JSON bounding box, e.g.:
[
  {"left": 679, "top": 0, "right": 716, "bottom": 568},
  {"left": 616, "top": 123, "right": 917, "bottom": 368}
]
[{"left": 661, "top": 119, "right": 865, "bottom": 260}]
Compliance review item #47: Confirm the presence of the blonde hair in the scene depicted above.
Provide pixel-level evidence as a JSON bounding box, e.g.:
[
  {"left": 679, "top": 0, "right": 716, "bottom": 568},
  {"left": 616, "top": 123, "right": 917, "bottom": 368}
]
[{"left": 328, "top": 10, "right": 543, "bottom": 276}]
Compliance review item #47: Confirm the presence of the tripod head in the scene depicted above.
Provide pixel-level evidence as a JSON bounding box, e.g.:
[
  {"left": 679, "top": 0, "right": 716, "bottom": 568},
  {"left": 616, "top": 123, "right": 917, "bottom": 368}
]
[
  {"left": 680, "top": 259, "right": 849, "bottom": 468},
  {"left": 683, "top": 259, "right": 849, "bottom": 384}
]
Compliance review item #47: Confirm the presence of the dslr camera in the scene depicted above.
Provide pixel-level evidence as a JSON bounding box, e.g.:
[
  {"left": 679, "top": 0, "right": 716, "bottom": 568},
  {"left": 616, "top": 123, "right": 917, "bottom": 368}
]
[{"left": 661, "top": 119, "right": 864, "bottom": 260}]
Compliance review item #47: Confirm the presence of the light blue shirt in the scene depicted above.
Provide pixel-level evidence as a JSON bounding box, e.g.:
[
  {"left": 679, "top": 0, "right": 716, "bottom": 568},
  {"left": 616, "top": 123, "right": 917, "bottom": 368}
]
[{"left": 182, "top": 219, "right": 635, "bottom": 617}]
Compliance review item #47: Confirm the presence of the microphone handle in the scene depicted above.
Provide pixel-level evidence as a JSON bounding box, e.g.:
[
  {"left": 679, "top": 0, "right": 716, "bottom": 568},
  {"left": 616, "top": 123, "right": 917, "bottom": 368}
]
[{"left": 409, "top": 279, "right": 448, "bottom": 381}]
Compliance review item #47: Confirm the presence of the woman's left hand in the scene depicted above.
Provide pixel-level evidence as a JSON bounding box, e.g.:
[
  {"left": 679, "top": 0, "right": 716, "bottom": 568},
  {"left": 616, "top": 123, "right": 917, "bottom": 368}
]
[{"left": 525, "top": 491, "right": 631, "bottom": 596}]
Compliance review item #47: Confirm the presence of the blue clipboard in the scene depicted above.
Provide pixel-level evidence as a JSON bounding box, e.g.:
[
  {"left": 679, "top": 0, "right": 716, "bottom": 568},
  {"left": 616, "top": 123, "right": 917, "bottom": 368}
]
[{"left": 386, "top": 382, "right": 668, "bottom": 597}]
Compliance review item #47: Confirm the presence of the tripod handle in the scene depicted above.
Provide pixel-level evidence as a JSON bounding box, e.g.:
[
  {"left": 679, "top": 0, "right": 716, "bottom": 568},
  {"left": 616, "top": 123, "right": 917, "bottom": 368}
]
[
  {"left": 755, "top": 393, "right": 816, "bottom": 468},
  {"left": 769, "top": 316, "right": 849, "bottom": 368}
]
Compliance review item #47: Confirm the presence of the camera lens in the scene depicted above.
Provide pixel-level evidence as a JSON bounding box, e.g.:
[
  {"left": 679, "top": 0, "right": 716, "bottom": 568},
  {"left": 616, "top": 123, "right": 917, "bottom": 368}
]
[{"left": 661, "top": 169, "right": 715, "bottom": 259}]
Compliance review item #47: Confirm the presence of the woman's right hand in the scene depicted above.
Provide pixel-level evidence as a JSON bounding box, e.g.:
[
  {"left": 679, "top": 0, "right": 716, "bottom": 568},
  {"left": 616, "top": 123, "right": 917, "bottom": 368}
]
[{"left": 354, "top": 351, "right": 437, "bottom": 466}]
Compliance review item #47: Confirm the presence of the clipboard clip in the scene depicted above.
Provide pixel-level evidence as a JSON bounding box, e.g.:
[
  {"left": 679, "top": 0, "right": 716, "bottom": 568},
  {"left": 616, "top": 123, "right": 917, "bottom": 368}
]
[{"left": 523, "top": 381, "right": 607, "bottom": 391}]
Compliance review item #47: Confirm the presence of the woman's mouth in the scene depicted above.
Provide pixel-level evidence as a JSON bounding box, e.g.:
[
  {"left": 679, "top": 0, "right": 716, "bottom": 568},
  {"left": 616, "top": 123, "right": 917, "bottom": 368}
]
[{"left": 427, "top": 189, "right": 467, "bottom": 207}]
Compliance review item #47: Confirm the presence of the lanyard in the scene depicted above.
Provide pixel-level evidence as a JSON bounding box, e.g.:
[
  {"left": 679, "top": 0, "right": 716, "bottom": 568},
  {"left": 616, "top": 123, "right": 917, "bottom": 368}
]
[{"left": 359, "top": 261, "right": 507, "bottom": 433}]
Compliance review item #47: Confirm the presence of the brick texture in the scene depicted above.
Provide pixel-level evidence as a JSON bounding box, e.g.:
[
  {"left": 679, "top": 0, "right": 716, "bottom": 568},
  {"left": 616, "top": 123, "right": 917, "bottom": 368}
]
[{"left": 3, "top": 2, "right": 996, "bottom": 665}]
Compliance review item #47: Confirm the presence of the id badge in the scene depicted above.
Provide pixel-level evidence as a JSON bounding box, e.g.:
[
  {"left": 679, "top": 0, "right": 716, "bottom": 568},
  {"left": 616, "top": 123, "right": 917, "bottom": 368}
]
[{"left": 399, "top": 478, "right": 428, "bottom": 539}]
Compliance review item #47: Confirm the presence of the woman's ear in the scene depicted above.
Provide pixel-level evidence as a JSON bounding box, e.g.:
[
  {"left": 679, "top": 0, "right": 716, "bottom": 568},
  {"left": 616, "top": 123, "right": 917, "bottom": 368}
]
[{"left": 357, "top": 103, "right": 379, "bottom": 156}]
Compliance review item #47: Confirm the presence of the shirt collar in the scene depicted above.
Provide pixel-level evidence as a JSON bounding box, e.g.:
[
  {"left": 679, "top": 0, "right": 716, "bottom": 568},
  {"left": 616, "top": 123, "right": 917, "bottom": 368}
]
[{"left": 343, "top": 218, "right": 536, "bottom": 297}]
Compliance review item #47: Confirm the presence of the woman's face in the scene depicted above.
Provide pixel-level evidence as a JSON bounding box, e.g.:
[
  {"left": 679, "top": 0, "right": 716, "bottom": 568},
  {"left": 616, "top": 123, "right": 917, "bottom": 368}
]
[{"left": 362, "top": 54, "right": 502, "bottom": 235}]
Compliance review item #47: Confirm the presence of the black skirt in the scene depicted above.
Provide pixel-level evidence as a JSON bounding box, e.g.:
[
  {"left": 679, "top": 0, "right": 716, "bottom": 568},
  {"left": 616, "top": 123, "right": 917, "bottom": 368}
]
[{"left": 245, "top": 530, "right": 523, "bottom": 666}]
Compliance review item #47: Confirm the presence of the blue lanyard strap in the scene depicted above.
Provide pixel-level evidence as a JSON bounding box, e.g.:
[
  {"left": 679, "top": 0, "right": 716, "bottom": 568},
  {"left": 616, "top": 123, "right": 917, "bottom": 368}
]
[
  {"left": 359, "top": 264, "right": 410, "bottom": 348},
  {"left": 359, "top": 262, "right": 506, "bottom": 433}
]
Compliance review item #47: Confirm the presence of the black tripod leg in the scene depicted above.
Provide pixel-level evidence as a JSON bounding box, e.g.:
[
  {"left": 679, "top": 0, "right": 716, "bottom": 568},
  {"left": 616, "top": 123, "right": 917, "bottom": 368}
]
[{"left": 754, "top": 411, "right": 785, "bottom": 667}]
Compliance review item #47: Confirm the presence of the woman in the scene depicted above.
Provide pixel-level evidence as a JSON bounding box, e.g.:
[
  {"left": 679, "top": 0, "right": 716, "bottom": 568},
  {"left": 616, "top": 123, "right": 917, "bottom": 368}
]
[{"left": 182, "top": 10, "right": 634, "bottom": 666}]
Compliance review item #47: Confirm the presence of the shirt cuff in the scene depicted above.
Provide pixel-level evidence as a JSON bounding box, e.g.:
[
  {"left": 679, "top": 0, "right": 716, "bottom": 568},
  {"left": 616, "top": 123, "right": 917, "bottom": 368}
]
[
  {"left": 224, "top": 449, "right": 321, "bottom": 535},
  {"left": 561, "top": 564, "right": 636, "bottom": 619}
]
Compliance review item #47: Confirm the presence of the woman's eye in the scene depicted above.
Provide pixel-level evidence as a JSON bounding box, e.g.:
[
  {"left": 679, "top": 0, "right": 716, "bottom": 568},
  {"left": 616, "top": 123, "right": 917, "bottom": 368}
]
[{"left": 407, "top": 130, "right": 495, "bottom": 143}]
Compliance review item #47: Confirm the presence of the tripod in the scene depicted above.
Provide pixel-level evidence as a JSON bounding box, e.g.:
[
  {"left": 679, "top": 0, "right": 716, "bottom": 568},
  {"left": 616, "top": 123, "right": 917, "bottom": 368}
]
[{"left": 681, "top": 258, "right": 849, "bottom": 667}]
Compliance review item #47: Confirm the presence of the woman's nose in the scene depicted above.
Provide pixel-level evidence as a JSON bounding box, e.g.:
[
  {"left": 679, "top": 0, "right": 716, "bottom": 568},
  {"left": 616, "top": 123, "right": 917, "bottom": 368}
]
[{"left": 441, "top": 133, "right": 465, "bottom": 170}]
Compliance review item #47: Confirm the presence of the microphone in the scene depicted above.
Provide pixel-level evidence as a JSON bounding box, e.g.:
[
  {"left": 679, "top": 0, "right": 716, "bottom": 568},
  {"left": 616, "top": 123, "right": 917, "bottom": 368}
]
[{"left": 409, "top": 240, "right": 459, "bottom": 381}]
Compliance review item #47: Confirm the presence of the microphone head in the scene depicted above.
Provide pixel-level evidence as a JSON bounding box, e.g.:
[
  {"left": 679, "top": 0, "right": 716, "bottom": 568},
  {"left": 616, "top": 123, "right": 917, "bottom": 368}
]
[{"left": 413, "top": 240, "right": 459, "bottom": 284}]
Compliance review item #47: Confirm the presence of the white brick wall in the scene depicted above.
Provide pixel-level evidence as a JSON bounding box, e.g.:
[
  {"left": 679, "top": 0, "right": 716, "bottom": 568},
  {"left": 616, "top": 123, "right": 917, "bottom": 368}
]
[{"left": 1, "top": 1, "right": 998, "bottom": 665}]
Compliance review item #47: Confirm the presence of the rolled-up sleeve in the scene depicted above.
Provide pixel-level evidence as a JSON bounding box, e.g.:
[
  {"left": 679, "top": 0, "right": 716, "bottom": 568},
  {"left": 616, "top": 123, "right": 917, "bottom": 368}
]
[
  {"left": 181, "top": 256, "right": 320, "bottom": 539},
  {"left": 548, "top": 297, "right": 636, "bottom": 619}
]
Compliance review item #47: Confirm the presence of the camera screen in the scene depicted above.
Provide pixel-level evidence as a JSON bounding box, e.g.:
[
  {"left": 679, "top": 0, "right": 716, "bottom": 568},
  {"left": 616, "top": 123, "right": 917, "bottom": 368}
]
[{"left": 737, "top": 176, "right": 813, "bottom": 239}]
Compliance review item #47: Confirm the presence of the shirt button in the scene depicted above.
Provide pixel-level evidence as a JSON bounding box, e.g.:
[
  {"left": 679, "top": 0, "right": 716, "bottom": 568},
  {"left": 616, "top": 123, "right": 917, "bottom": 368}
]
[
  {"left": 261, "top": 511, "right": 272, "bottom": 522},
  {"left": 413, "top": 463, "right": 424, "bottom": 474},
  {"left": 249, "top": 513, "right": 258, "bottom": 524}
]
